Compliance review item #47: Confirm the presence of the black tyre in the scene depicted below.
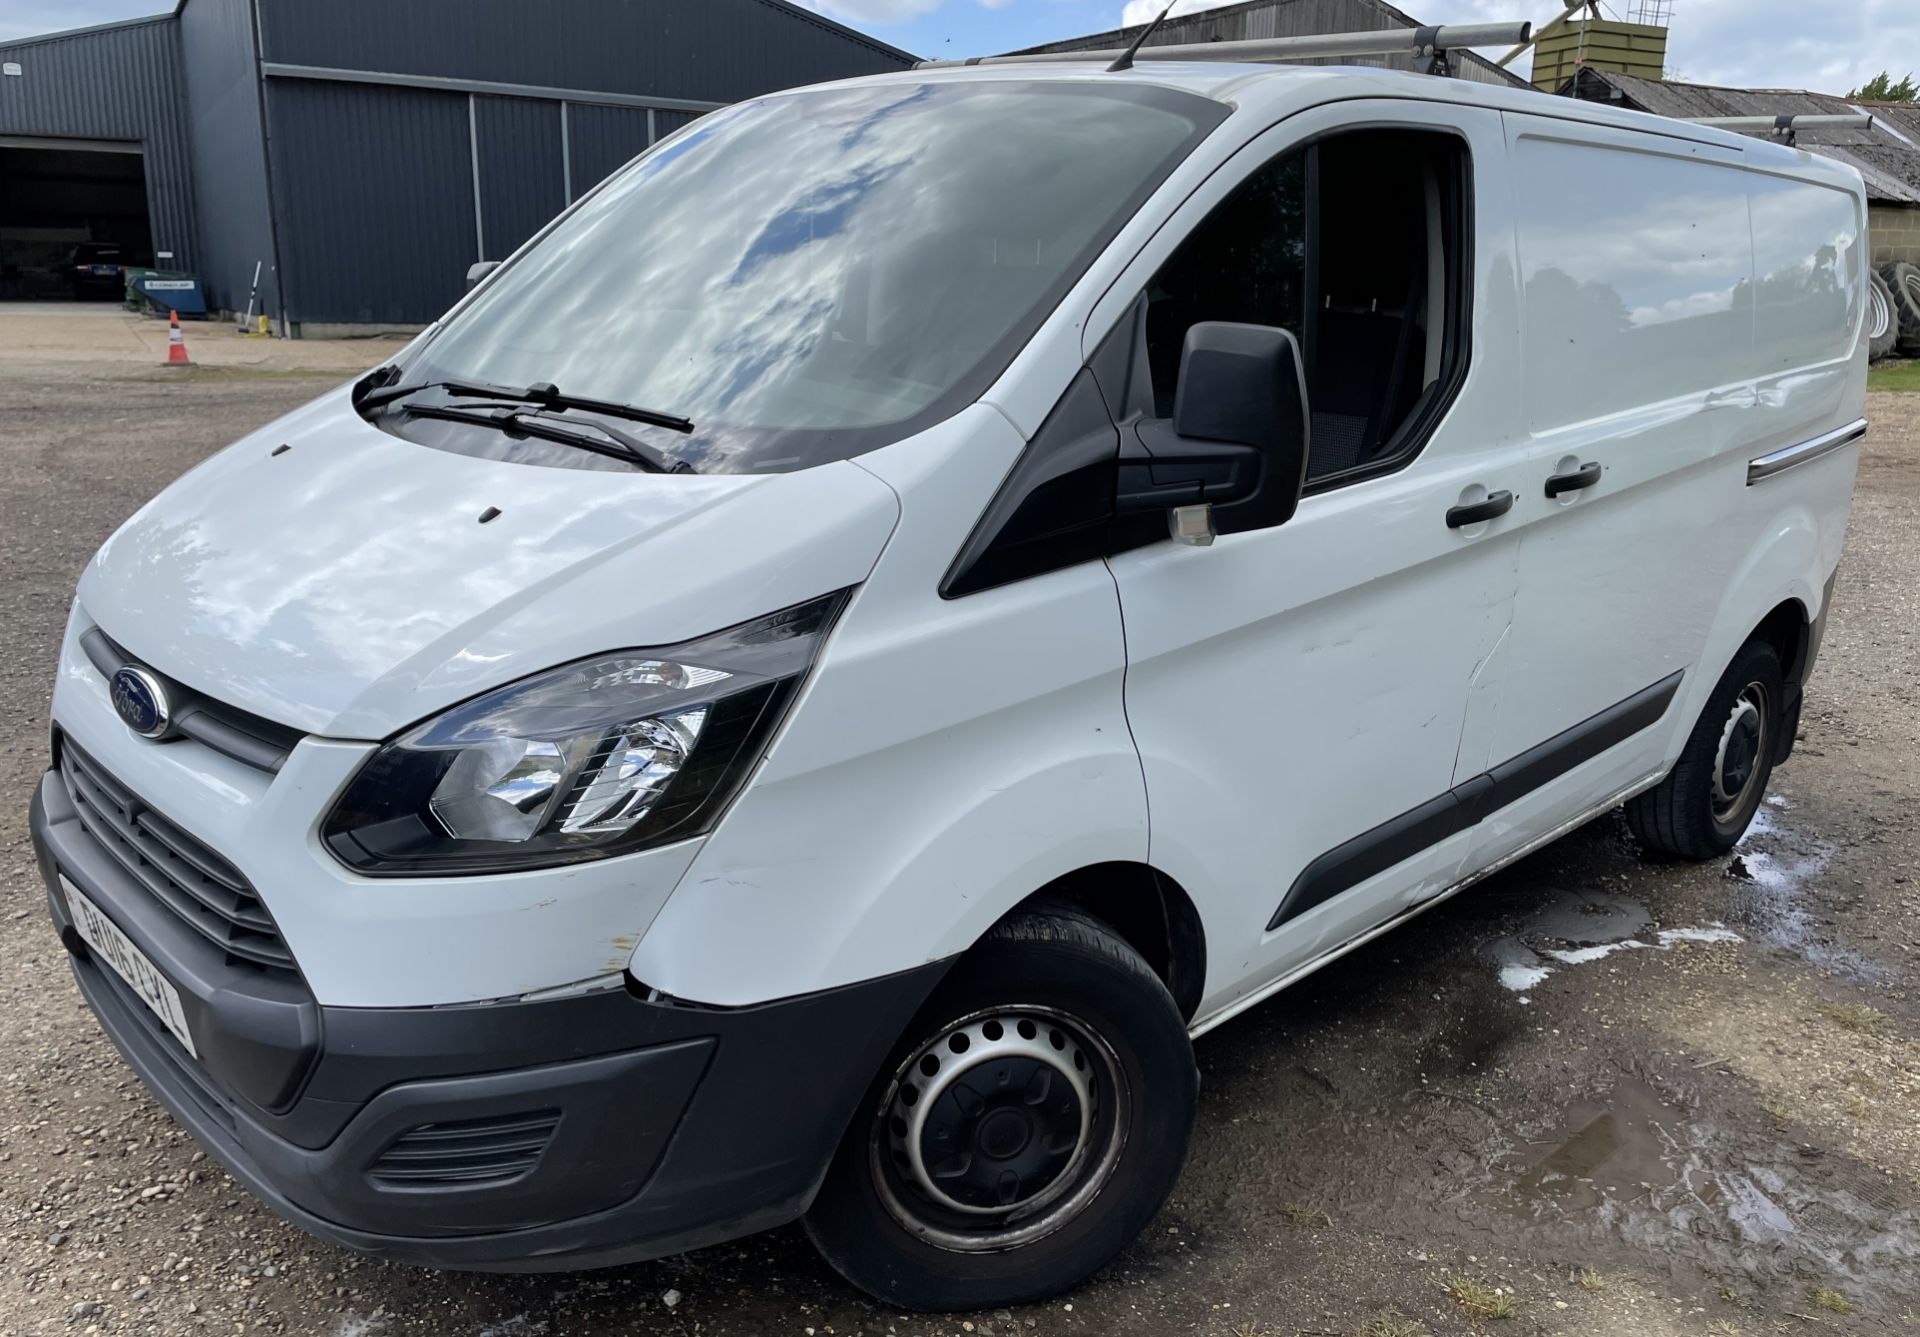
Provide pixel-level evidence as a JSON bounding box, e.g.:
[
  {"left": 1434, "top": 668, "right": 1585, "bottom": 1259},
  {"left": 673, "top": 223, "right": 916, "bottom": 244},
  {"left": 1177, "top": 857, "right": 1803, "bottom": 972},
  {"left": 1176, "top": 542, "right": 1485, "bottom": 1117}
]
[
  {"left": 1882, "top": 261, "right": 1920, "bottom": 357},
  {"left": 1626, "top": 639, "right": 1784, "bottom": 860},
  {"left": 1868, "top": 268, "right": 1900, "bottom": 361},
  {"left": 803, "top": 907, "right": 1197, "bottom": 1311}
]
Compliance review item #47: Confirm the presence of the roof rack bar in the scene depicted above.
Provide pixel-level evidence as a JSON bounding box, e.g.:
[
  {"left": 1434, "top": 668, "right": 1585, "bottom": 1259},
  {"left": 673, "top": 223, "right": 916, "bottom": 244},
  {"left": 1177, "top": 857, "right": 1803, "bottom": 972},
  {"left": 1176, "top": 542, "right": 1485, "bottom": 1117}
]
[
  {"left": 1682, "top": 113, "right": 1872, "bottom": 146},
  {"left": 1685, "top": 114, "right": 1871, "bottom": 132},
  {"left": 1495, "top": 0, "right": 1593, "bottom": 68},
  {"left": 914, "top": 21, "right": 1533, "bottom": 72}
]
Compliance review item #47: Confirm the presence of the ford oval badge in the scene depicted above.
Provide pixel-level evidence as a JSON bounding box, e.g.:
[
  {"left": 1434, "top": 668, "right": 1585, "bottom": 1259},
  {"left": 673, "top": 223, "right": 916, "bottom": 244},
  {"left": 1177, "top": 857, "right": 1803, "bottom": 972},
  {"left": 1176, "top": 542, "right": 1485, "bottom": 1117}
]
[{"left": 110, "top": 666, "right": 172, "bottom": 739}]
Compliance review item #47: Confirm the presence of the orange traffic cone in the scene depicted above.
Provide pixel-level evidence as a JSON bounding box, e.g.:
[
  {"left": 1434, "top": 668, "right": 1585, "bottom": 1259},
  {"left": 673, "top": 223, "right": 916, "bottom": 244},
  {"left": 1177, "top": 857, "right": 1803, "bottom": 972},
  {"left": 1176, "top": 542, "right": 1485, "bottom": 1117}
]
[{"left": 166, "top": 309, "right": 190, "bottom": 366}]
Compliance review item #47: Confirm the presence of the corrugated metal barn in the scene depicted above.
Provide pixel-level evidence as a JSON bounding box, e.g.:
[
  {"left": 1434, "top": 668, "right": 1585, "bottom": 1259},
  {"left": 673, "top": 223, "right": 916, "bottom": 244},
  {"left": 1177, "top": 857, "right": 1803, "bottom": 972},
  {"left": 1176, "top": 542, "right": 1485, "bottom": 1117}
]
[
  {"left": 0, "top": 0, "right": 912, "bottom": 332},
  {"left": 1016, "top": 0, "right": 1527, "bottom": 88}
]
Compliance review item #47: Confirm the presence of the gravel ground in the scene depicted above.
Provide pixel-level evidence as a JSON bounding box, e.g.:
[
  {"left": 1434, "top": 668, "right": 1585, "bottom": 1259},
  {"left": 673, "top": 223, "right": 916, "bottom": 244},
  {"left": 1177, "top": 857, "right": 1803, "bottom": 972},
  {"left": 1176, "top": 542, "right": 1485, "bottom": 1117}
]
[{"left": 0, "top": 361, "right": 1915, "bottom": 1337}]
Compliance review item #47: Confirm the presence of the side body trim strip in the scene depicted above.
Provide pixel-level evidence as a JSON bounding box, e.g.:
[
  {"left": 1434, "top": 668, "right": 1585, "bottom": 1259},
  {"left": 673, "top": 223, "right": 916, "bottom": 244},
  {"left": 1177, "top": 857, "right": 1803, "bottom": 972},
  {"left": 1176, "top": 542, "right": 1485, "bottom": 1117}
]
[
  {"left": 1747, "top": 418, "right": 1867, "bottom": 484},
  {"left": 1266, "top": 670, "right": 1684, "bottom": 931},
  {"left": 1199, "top": 766, "right": 1666, "bottom": 1039}
]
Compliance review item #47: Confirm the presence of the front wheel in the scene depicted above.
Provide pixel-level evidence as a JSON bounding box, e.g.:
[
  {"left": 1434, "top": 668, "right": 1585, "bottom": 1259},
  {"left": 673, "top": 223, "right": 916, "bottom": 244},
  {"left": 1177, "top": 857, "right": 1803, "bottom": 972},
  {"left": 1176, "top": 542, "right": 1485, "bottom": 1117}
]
[
  {"left": 803, "top": 907, "right": 1197, "bottom": 1311},
  {"left": 1626, "top": 639, "right": 1784, "bottom": 859}
]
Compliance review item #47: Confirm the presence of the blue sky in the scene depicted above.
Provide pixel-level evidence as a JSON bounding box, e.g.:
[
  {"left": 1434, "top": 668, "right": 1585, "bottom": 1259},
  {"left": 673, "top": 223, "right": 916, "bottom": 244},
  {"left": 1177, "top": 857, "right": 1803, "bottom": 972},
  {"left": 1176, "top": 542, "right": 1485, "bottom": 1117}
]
[
  {"left": 4, "top": 0, "right": 1916, "bottom": 95},
  {"left": 802, "top": 0, "right": 1127, "bottom": 56}
]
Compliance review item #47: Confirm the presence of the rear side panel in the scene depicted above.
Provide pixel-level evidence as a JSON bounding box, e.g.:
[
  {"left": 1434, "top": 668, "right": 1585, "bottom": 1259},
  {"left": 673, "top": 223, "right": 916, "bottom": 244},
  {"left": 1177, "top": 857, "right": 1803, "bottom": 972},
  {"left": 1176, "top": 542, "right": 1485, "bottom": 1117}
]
[
  {"left": 1467, "top": 115, "right": 1866, "bottom": 872},
  {"left": 1481, "top": 120, "right": 1759, "bottom": 799}
]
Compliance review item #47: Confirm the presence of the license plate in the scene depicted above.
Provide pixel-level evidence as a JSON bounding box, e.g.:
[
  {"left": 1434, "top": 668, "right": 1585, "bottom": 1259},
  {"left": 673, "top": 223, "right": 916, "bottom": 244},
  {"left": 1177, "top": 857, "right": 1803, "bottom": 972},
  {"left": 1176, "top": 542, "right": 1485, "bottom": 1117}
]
[
  {"left": 89, "top": 265, "right": 117, "bottom": 275},
  {"left": 61, "top": 876, "right": 198, "bottom": 1058}
]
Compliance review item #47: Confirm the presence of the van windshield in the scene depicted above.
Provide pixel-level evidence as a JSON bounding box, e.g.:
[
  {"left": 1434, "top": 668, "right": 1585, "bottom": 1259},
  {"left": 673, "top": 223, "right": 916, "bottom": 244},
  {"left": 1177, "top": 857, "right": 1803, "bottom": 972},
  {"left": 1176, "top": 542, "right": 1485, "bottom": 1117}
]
[{"left": 393, "top": 80, "right": 1225, "bottom": 473}]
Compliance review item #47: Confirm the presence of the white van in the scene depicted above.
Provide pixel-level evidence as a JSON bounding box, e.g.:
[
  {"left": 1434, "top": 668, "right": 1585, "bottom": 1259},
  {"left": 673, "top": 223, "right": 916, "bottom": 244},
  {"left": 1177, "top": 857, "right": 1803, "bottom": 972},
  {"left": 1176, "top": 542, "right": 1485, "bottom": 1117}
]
[{"left": 32, "top": 38, "right": 1868, "bottom": 1311}]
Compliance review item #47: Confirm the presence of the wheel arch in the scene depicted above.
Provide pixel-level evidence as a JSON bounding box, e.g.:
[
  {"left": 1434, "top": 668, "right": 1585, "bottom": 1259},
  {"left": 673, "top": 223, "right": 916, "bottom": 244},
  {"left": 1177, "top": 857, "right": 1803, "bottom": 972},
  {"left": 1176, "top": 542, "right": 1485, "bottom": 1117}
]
[
  {"left": 1669, "top": 498, "right": 1827, "bottom": 771},
  {"left": 1752, "top": 596, "right": 1813, "bottom": 687},
  {"left": 988, "top": 862, "right": 1207, "bottom": 1023}
]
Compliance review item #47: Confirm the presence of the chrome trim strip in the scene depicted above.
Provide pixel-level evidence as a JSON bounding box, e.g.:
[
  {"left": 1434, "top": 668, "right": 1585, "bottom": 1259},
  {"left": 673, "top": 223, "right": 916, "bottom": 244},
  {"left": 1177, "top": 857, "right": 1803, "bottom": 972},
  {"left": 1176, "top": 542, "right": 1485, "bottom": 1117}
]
[{"left": 1747, "top": 418, "right": 1868, "bottom": 484}]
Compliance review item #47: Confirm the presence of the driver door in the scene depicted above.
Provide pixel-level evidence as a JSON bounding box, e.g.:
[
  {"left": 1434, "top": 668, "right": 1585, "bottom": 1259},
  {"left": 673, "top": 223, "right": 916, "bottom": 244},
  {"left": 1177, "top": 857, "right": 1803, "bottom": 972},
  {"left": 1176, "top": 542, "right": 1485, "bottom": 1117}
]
[{"left": 1095, "top": 101, "right": 1524, "bottom": 1022}]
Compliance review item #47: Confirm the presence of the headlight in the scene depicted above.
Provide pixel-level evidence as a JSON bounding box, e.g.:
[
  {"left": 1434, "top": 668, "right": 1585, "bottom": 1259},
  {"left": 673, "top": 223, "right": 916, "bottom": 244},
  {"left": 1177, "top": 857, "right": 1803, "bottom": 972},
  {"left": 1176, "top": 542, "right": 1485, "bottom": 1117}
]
[{"left": 322, "top": 592, "right": 848, "bottom": 876}]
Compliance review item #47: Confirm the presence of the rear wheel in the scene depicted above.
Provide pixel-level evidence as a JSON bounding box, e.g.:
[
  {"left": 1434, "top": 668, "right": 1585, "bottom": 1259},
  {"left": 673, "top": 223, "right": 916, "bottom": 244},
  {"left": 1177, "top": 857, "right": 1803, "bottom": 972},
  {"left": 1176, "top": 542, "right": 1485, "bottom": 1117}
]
[
  {"left": 1883, "top": 261, "right": 1920, "bottom": 357},
  {"left": 1868, "top": 268, "right": 1899, "bottom": 361},
  {"left": 804, "top": 907, "right": 1197, "bottom": 1311},
  {"left": 1626, "top": 639, "right": 1783, "bottom": 860}
]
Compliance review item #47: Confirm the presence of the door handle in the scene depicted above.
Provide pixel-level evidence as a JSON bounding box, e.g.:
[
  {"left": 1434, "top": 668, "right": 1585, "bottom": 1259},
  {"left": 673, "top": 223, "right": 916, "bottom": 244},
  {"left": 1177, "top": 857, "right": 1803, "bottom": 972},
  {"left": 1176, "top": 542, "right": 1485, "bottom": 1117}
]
[
  {"left": 1544, "top": 461, "right": 1602, "bottom": 498},
  {"left": 1445, "top": 490, "right": 1513, "bottom": 528}
]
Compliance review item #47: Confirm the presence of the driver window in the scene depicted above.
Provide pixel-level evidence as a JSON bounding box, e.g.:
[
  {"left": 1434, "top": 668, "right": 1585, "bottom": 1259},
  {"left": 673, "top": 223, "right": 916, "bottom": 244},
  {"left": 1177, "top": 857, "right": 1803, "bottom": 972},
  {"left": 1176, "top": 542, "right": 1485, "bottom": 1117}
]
[{"left": 1145, "top": 127, "right": 1468, "bottom": 487}]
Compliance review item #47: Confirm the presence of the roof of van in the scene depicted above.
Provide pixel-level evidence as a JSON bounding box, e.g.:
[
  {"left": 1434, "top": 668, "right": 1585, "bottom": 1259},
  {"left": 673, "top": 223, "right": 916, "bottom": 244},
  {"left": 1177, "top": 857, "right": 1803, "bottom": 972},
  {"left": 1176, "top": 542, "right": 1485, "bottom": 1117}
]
[
  {"left": 1567, "top": 67, "right": 1920, "bottom": 205},
  {"left": 795, "top": 60, "right": 1870, "bottom": 199}
]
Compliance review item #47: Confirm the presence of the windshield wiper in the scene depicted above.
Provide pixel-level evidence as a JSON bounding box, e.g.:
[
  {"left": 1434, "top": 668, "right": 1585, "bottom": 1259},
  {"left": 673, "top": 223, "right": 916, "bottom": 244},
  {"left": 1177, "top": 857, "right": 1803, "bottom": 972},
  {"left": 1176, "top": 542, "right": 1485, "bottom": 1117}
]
[
  {"left": 402, "top": 403, "right": 696, "bottom": 474},
  {"left": 361, "top": 377, "right": 694, "bottom": 435}
]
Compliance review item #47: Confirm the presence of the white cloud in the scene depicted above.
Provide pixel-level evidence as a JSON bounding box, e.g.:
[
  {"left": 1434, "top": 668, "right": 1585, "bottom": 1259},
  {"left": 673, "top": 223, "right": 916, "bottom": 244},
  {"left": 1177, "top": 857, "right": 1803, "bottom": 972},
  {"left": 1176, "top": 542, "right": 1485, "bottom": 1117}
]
[
  {"left": 1119, "top": 0, "right": 1236, "bottom": 26},
  {"left": 792, "top": 0, "right": 943, "bottom": 23}
]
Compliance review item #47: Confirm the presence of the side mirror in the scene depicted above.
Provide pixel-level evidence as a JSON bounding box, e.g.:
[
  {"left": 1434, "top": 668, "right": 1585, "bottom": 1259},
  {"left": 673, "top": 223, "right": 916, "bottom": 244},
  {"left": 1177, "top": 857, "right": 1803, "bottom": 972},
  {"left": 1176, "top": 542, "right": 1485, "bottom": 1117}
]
[
  {"left": 466, "top": 260, "right": 500, "bottom": 291},
  {"left": 1117, "top": 321, "right": 1310, "bottom": 541}
]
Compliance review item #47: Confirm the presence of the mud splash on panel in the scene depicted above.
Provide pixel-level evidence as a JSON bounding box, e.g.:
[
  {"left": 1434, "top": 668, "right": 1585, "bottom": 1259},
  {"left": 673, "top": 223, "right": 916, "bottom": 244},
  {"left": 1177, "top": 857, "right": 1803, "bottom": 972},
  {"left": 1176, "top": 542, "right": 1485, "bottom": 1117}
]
[
  {"left": 1480, "top": 1075, "right": 1920, "bottom": 1308},
  {"left": 1724, "top": 804, "right": 1882, "bottom": 982}
]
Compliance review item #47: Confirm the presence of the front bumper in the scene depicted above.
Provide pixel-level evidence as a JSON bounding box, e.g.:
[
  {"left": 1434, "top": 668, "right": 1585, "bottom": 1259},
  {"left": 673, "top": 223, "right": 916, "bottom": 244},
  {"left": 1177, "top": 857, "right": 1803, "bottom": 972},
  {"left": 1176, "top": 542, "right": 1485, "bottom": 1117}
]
[{"left": 33, "top": 769, "right": 948, "bottom": 1270}]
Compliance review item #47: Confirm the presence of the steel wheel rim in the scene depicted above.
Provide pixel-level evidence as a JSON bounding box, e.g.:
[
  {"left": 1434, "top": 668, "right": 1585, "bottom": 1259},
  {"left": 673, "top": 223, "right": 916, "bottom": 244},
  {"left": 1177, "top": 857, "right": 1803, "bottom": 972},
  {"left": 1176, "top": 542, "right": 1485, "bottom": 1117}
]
[
  {"left": 869, "top": 1005, "right": 1130, "bottom": 1253},
  {"left": 1711, "top": 681, "right": 1770, "bottom": 824},
  {"left": 1905, "top": 271, "right": 1920, "bottom": 308},
  {"left": 1870, "top": 282, "right": 1892, "bottom": 341}
]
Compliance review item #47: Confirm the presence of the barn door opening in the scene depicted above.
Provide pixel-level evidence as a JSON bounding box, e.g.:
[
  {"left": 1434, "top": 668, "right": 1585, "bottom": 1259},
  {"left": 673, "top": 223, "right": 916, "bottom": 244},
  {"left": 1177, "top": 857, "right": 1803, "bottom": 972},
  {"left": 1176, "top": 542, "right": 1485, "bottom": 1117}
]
[{"left": 0, "top": 138, "right": 152, "bottom": 300}]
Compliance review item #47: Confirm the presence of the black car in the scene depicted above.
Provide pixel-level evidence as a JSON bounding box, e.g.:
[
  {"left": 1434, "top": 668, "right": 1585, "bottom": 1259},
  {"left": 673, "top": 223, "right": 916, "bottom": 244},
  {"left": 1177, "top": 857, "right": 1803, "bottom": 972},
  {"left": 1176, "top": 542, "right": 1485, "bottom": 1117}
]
[{"left": 65, "top": 242, "right": 133, "bottom": 300}]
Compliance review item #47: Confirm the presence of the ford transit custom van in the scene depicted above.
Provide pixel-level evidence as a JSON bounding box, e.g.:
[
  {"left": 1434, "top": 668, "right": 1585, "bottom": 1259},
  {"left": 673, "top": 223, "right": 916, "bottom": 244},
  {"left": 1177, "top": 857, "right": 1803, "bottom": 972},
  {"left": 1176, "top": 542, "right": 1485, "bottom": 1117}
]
[{"left": 31, "top": 43, "right": 1869, "bottom": 1310}]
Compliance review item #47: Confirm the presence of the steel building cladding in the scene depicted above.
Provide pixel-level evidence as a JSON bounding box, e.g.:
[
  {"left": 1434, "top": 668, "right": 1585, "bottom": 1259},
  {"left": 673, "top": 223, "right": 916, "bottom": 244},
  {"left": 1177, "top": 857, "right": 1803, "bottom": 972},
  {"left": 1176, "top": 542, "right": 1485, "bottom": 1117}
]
[{"left": 0, "top": 0, "right": 911, "bottom": 331}]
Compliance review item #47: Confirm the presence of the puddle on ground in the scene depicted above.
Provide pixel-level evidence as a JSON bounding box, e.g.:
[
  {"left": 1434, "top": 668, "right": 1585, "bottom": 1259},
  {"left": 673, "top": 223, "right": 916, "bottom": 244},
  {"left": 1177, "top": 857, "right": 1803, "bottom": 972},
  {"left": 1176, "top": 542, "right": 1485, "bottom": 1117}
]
[
  {"left": 1484, "top": 795, "right": 1880, "bottom": 995},
  {"left": 1482, "top": 1076, "right": 1920, "bottom": 1302},
  {"left": 1484, "top": 888, "right": 1739, "bottom": 999},
  {"left": 1505, "top": 1076, "right": 1677, "bottom": 1214},
  {"left": 1725, "top": 806, "right": 1883, "bottom": 982}
]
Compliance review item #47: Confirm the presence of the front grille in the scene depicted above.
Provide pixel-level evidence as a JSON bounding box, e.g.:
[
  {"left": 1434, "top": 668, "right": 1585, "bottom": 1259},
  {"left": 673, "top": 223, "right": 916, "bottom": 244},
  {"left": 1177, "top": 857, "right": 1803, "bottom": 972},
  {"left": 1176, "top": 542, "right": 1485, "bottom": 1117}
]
[
  {"left": 58, "top": 743, "right": 296, "bottom": 975},
  {"left": 79, "top": 627, "right": 304, "bottom": 775},
  {"left": 368, "top": 1111, "right": 562, "bottom": 1188}
]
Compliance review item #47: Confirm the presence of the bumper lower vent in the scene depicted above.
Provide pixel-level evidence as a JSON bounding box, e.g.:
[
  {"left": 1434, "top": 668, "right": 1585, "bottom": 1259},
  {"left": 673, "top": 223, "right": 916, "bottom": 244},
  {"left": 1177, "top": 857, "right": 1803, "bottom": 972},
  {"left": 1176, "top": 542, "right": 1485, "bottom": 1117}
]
[
  {"left": 368, "top": 1111, "right": 563, "bottom": 1189},
  {"left": 58, "top": 742, "right": 296, "bottom": 975}
]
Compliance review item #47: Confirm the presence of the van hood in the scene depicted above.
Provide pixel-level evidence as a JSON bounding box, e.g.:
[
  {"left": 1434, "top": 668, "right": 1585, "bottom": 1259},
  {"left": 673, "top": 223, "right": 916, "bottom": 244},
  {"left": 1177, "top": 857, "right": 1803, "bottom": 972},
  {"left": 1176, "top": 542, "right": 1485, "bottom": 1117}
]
[{"left": 79, "top": 385, "right": 902, "bottom": 739}]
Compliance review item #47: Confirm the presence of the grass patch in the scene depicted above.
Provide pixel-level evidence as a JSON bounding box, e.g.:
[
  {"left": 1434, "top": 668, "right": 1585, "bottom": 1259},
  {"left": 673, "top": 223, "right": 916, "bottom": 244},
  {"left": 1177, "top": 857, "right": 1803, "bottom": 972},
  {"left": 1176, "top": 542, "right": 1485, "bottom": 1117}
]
[
  {"left": 1355, "top": 1312, "right": 1428, "bottom": 1337},
  {"left": 1809, "top": 1286, "right": 1855, "bottom": 1314},
  {"left": 1575, "top": 1268, "right": 1604, "bottom": 1292},
  {"left": 1444, "top": 1276, "right": 1517, "bottom": 1321},
  {"left": 1761, "top": 1103, "right": 1792, "bottom": 1126},
  {"left": 1278, "top": 1201, "right": 1331, "bottom": 1228},
  {"left": 1868, "top": 360, "right": 1920, "bottom": 392},
  {"left": 1708, "top": 1323, "right": 1742, "bottom": 1336},
  {"left": 1822, "top": 1002, "right": 1889, "bottom": 1035}
]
